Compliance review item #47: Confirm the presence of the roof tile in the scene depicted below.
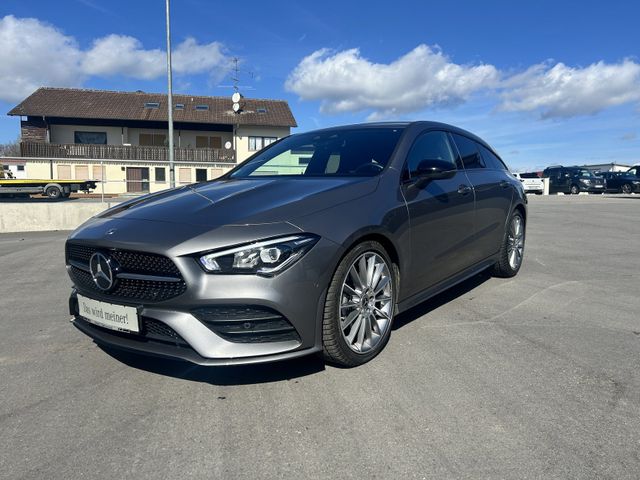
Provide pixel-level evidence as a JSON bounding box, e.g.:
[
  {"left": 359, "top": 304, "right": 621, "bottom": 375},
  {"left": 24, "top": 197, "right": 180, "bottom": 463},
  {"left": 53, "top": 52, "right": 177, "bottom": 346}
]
[{"left": 8, "top": 87, "right": 297, "bottom": 128}]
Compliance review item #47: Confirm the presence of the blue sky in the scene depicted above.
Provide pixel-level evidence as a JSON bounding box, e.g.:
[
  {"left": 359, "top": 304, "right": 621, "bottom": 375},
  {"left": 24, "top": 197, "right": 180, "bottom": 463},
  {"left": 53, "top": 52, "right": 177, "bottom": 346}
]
[{"left": 0, "top": 0, "right": 639, "bottom": 170}]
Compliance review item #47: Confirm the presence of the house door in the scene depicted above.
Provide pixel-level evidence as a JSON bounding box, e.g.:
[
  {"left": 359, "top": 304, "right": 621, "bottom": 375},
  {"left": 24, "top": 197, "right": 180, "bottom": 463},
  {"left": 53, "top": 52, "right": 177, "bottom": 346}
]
[{"left": 126, "top": 167, "right": 149, "bottom": 193}]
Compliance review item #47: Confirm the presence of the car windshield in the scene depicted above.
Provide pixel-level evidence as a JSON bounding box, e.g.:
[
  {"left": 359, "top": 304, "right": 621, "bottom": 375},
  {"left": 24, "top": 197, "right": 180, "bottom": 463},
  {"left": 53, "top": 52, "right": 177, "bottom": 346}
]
[
  {"left": 229, "top": 127, "right": 405, "bottom": 178},
  {"left": 577, "top": 169, "right": 595, "bottom": 178}
]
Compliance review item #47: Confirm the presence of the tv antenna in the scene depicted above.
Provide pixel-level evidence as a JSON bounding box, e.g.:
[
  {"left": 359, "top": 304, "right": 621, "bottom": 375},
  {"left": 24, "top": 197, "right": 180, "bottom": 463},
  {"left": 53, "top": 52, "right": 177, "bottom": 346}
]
[{"left": 217, "top": 57, "right": 256, "bottom": 114}]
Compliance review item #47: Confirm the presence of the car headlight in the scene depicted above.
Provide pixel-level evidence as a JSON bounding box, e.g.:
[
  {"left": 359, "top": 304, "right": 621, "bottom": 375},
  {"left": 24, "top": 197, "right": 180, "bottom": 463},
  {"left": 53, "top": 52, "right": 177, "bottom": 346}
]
[
  {"left": 198, "top": 234, "right": 319, "bottom": 276},
  {"left": 580, "top": 179, "right": 590, "bottom": 184}
]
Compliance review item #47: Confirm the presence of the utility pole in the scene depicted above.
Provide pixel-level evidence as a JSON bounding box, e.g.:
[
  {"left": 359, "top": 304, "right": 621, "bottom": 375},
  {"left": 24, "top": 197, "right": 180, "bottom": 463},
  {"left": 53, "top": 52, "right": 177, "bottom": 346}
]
[{"left": 165, "top": 0, "right": 175, "bottom": 188}]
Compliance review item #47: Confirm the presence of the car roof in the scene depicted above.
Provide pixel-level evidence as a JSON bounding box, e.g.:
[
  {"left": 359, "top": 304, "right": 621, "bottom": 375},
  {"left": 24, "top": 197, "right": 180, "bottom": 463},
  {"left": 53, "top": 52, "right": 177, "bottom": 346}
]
[{"left": 294, "top": 121, "right": 498, "bottom": 155}]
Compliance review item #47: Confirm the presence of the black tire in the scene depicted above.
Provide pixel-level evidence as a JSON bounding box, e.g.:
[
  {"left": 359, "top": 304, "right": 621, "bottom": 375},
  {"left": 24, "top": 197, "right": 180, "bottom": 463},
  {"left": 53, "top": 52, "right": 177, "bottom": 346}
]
[
  {"left": 493, "top": 210, "right": 525, "bottom": 278},
  {"left": 45, "top": 186, "right": 62, "bottom": 199},
  {"left": 621, "top": 183, "right": 632, "bottom": 194},
  {"left": 570, "top": 184, "right": 579, "bottom": 195},
  {"left": 322, "top": 241, "right": 397, "bottom": 367}
]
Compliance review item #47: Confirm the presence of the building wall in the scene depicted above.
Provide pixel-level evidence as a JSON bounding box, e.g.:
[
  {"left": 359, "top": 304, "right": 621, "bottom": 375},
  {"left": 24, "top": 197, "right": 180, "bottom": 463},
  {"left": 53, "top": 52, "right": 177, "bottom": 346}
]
[
  {"left": 49, "top": 124, "right": 125, "bottom": 145},
  {"left": 581, "top": 163, "right": 631, "bottom": 173},
  {"left": 127, "top": 127, "right": 234, "bottom": 150},
  {"left": 24, "top": 160, "right": 232, "bottom": 195},
  {"left": 235, "top": 126, "right": 290, "bottom": 163},
  {"left": 21, "top": 118, "right": 48, "bottom": 142}
]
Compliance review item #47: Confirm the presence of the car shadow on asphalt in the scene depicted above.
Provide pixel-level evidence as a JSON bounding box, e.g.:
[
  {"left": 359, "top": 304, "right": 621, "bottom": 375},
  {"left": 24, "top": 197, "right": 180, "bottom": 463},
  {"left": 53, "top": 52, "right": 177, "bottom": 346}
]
[
  {"left": 392, "top": 270, "right": 492, "bottom": 330},
  {"left": 97, "top": 270, "right": 491, "bottom": 385},
  {"left": 98, "top": 344, "right": 326, "bottom": 386}
]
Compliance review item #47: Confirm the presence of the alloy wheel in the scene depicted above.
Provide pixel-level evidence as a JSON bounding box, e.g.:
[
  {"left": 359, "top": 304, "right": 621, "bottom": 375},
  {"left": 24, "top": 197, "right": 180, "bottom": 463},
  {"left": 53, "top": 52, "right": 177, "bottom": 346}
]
[
  {"left": 339, "top": 252, "right": 393, "bottom": 353},
  {"left": 507, "top": 215, "right": 525, "bottom": 270}
]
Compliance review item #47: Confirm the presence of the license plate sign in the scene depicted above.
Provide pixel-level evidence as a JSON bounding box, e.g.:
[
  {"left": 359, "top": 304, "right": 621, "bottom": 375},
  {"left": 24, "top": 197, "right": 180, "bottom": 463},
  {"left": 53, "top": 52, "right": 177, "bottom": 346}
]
[{"left": 77, "top": 294, "right": 139, "bottom": 333}]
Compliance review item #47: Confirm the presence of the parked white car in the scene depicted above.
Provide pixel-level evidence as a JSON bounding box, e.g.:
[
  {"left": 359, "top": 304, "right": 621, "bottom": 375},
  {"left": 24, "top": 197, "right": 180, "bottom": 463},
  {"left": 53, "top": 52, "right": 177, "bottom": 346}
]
[{"left": 513, "top": 172, "right": 544, "bottom": 194}]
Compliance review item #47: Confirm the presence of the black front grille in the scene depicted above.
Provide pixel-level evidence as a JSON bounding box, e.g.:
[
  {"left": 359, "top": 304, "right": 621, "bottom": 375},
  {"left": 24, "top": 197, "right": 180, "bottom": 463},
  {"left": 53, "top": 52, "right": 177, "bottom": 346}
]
[
  {"left": 142, "top": 317, "right": 188, "bottom": 345},
  {"left": 193, "top": 306, "right": 300, "bottom": 344},
  {"left": 67, "top": 243, "right": 186, "bottom": 303},
  {"left": 67, "top": 243, "right": 180, "bottom": 277},
  {"left": 74, "top": 316, "right": 189, "bottom": 348}
]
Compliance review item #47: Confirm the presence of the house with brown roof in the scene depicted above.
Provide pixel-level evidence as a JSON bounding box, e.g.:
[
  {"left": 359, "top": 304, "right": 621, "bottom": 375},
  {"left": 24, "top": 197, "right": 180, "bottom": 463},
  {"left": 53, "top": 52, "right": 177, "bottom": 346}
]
[{"left": 7, "top": 87, "right": 297, "bottom": 194}]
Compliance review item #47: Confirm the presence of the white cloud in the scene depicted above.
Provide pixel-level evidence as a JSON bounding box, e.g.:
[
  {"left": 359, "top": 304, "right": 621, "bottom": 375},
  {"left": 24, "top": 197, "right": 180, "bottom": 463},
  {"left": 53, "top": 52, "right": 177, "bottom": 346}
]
[
  {"left": 81, "top": 34, "right": 166, "bottom": 79},
  {"left": 286, "top": 45, "right": 640, "bottom": 120},
  {"left": 285, "top": 45, "right": 499, "bottom": 119},
  {"left": 0, "top": 15, "right": 84, "bottom": 102},
  {"left": 82, "top": 35, "right": 229, "bottom": 80},
  {"left": 499, "top": 60, "right": 640, "bottom": 118},
  {"left": 0, "top": 15, "right": 232, "bottom": 103}
]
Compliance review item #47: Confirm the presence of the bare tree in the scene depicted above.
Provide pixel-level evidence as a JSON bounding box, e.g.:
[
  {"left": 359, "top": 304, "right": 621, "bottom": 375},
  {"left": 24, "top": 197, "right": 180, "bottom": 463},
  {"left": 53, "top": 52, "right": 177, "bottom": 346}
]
[{"left": 0, "top": 138, "right": 20, "bottom": 157}]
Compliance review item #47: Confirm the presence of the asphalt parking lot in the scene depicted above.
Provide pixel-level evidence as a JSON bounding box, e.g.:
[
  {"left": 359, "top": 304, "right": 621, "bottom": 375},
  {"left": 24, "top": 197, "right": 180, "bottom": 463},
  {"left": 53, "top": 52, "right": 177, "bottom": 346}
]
[{"left": 1, "top": 195, "right": 639, "bottom": 479}]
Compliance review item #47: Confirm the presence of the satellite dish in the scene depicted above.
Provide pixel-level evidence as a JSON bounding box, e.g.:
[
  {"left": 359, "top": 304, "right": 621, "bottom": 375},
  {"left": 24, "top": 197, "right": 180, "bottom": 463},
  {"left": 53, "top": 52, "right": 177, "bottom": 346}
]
[
  {"left": 232, "top": 102, "right": 241, "bottom": 113},
  {"left": 224, "top": 141, "right": 232, "bottom": 150},
  {"left": 231, "top": 92, "right": 242, "bottom": 103}
]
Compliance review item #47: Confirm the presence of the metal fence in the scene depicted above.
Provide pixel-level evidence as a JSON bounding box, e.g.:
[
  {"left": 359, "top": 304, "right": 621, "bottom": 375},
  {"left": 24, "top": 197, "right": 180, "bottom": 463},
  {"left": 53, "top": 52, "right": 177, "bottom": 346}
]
[{"left": 20, "top": 141, "right": 235, "bottom": 163}]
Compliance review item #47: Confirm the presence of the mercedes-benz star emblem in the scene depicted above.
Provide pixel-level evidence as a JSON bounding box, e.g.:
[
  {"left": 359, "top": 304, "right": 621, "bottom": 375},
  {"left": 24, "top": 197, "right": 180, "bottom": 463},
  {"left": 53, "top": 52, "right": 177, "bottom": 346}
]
[{"left": 89, "top": 252, "right": 116, "bottom": 291}]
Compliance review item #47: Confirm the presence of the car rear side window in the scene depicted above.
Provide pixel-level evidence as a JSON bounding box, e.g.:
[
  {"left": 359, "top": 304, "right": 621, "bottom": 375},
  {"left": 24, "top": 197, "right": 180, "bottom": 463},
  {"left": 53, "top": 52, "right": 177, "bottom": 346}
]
[
  {"left": 406, "top": 131, "right": 457, "bottom": 179},
  {"left": 451, "top": 133, "right": 485, "bottom": 169},
  {"left": 478, "top": 144, "right": 508, "bottom": 170}
]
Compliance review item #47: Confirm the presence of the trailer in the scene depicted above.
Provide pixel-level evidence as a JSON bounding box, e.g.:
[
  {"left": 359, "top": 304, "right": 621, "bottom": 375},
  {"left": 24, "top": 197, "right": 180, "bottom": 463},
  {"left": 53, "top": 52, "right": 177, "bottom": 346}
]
[{"left": 0, "top": 178, "right": 99, "bottom": 199}]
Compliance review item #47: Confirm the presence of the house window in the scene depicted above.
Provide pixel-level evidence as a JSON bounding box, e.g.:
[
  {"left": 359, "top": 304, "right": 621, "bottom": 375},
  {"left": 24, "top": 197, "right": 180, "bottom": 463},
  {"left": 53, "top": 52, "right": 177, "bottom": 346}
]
[
  {"left": 257, "top": 107, "right": 267, "bottom": 113},
  {"left": 139, "top": 133, "right": 166, "bottom": 147},
  {"left": 144, "top": 102, "right": 160, "bottom": 109},
  {"left": 75, "top": 165, "right": 89, "bottom": 180},
  {"left": 155, "top": 167, "right": 166, "bottom": 183},
  {"left": 17, "top": 165, "right": 25, "bottom": 171},
  {"left": 179, "top": 167, "right": 191, "bottom": 184},
  {"left": 74, "top": 131, "right": 107, "bottom": 145},
  {"left": 195, "top": 104, "right": 209, "bottom": 111},
  {"left": 210, "top": 168, "right": 224, "bottom": 179},
  {"left": 249, "top": 136, "right": 277, "bottom": 151},
  {"left": 57, "top": 165, "right": 72, "bottom": 179},
  {"left": 92, "top": 165, "right": 104, "bottom": 181},
  {"left": 195, "top": 136, "right": 223, "bottom": 149},
  {"left": 195, "top": 168, "right": 207, "bottom": 182},
  {"left": 175, "top": 103, "right": 184, "bottom": 110}
]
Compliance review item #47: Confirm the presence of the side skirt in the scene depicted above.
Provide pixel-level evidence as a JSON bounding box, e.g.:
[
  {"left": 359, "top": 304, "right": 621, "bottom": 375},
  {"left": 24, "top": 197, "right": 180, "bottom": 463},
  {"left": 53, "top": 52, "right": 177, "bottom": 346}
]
[{"left": 396, "top": 256, "right": 497, "bottom": 314}]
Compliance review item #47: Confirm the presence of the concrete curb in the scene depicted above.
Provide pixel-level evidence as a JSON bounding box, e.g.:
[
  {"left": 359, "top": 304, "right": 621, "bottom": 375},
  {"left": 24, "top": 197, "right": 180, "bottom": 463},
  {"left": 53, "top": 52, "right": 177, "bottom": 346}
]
[{"left": 0, "top": 202, "right": 115, "bottom": 233}]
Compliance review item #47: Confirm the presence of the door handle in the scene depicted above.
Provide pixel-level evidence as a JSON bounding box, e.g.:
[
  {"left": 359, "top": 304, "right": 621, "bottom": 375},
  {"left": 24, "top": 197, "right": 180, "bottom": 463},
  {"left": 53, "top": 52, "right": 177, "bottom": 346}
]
[
  {"left": 499, "top": 180, "right": 510, "bottom": 189},
  {"left": 457, "top": 184, "right": 472, "bottom": 195}
]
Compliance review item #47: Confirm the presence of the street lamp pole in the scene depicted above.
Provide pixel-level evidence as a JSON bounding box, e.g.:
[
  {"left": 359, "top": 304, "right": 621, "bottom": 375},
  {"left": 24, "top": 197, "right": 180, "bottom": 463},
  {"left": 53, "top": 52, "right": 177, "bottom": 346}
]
[{"left": 165, "top": 0, "right": 175, "bottom": 188}]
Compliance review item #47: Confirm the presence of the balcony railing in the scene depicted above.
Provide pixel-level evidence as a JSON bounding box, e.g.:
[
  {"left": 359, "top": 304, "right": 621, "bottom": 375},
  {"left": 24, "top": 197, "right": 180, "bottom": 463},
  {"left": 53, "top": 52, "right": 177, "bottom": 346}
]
[{"left": 20, "top": 141, "right": 235, "bottom": 163}]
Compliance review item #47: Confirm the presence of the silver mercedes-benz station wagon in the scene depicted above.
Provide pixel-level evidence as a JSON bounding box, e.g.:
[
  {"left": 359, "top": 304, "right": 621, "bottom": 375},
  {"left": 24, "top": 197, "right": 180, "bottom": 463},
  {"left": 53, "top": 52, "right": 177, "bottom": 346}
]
[{"left": 67, "top": 122, "right": 526, "bottom": 367}]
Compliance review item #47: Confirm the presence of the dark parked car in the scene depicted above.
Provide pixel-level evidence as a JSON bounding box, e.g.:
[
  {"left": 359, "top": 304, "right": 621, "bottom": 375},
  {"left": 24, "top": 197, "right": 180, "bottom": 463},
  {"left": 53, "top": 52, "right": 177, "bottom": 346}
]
[
  {"left": 542, "top": 166, "right": 605, "bottom": 194},
  {"left": 66, "top": 122, "right": 527, "bottom": 367},
  {"left": 597, "top": 171, "right": 640, "bottom": 194}
]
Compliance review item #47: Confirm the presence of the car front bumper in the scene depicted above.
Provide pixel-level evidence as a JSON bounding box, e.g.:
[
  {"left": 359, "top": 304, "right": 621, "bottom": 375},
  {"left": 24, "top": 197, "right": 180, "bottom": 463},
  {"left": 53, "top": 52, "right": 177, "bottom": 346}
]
[{"left": 68, "top": 236, "right": 342, "bottom": 365}]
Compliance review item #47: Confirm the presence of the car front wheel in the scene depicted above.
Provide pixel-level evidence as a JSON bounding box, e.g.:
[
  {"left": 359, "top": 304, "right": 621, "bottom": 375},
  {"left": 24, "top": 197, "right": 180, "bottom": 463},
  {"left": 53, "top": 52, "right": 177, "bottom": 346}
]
[{"left": 322, "top": 241, "right": 397, "bottom": 367}]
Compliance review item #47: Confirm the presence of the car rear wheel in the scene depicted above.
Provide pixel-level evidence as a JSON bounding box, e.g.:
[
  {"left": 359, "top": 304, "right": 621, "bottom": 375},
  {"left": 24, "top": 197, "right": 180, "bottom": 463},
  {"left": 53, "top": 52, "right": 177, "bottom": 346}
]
[
  {"left": 622, "top": 183, "right": 632, "bottom": 194},
  {"left": 322, "top": 241, "right": 397, "bottom": 367},
  {"left": 493, "top": 210, "right": 525, "bottom": 278}
]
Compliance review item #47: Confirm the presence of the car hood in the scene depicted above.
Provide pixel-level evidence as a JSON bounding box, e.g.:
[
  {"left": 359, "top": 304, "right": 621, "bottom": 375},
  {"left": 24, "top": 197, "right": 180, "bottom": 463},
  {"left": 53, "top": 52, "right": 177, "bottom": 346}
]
[{"left": 97, "top": 177, "right": 379, "bottom": 227}]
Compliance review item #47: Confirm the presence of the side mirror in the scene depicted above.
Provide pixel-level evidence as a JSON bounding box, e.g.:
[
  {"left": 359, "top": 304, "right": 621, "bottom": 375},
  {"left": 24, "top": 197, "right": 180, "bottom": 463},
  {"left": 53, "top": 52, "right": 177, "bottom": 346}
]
[{"left": 413, "top": 159, "right": 456, "bottom": 185}]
